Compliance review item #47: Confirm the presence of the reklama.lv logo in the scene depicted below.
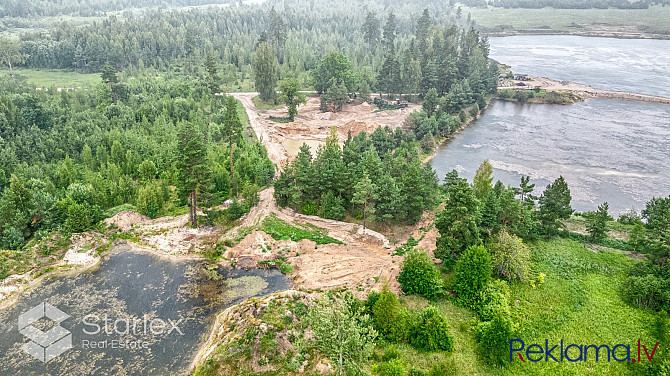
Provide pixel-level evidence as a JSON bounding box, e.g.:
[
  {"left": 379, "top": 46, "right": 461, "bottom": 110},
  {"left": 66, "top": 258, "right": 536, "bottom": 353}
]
[{"left": 510, "top": 339, "right": 659, "bottom": 363}]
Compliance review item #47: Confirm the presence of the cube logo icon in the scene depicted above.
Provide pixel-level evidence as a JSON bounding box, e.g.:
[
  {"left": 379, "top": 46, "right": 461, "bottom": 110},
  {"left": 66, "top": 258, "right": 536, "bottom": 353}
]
[{"left": 18, "top": 302, "right": 72, "bottom": 362}]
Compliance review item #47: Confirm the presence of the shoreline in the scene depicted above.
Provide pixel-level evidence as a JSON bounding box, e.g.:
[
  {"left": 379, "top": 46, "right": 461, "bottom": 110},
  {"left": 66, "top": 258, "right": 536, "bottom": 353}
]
[
  {"left": 498, "top": 75, "right": 670, "bottom": 105},
  {"left": 482, "top": 29, "right": 670, "bottom": 41}
]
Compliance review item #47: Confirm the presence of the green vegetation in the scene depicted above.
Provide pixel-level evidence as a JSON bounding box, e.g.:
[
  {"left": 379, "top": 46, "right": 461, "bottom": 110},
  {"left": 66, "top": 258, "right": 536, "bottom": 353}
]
[
  {"left": 275, "top": 127, "right": 439, "bottom": 227},
  {"left": 251, "top": 95, "right": 283, "bottom": 111},
  {"left": 464, "top": 4, "right": 670, "bottom": 36},
  {"left": 261, "top": 214, "right": 343, "bottom": 245},
  {"left": 397, "top": 249, "right": 444, "bottom": 301},
  {"left": 13, "top": 69, "right": 100, "bottom": 89}
]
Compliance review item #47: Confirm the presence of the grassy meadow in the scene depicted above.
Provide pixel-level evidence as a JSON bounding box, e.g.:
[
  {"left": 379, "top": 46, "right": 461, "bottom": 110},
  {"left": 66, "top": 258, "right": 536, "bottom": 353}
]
[
  {"left": 389, "top": 238, "right": 666, "bottom": 375},
  {"left": 463, "top": 4, "right": 670, "bottom": 35}
]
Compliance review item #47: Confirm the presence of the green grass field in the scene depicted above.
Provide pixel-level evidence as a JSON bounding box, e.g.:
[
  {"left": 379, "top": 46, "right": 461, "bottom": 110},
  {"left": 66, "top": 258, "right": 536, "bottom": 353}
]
[
  {"left": 11, "top": 68, "right": 101, "bottom": 89},
  {"left": 392, "top": 238, "right": 666, "bottom": 375},
  {"left": 463, "top": 4, "right": 670, "bottom": 35}
]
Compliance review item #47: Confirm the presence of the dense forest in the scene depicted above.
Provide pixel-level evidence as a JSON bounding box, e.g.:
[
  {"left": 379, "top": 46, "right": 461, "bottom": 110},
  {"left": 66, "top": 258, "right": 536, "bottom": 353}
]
[
  {"left": 0, "top": 65, "right": 274, "bottom": 249},
  {"left": 0, "top": 0, "right": 237, "bottom": 18}
]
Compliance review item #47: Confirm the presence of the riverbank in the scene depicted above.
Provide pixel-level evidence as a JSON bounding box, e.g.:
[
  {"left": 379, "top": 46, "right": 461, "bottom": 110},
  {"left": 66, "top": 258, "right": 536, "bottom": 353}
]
[{"left": 499, "top": 75, "right": 670, "bottom": 105}]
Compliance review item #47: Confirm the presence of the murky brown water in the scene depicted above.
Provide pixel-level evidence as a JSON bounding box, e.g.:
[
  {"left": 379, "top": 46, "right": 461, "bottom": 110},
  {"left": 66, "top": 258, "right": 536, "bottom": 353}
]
[{"left": 0, "top": 246, "right": 289, "bottom": 375}]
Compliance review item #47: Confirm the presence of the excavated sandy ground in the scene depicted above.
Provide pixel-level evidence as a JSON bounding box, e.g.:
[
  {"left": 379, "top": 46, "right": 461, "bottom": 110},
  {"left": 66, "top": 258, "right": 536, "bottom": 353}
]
[{"left": 232, "top": 93, "right": 420, "bottom": 167}]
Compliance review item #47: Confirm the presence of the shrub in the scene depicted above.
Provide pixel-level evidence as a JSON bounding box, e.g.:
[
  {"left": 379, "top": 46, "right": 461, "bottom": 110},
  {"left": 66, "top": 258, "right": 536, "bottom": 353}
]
[
  {"left": 453, "top": 245, "right": 491, "bottom": 309},
  {"left": 398, "top": 249, "right": 444, "bottom": 300},
  {"left": 475, "top": 311, "right": 514, "bottom": 366},
  {"left": 409, "top": 370, "right": 428, "bottom": 376},
  {"left": 409, "top": 306, "right": 454, "bottom": 352},
  {"left": 364, "top": 291, "right": 380, "bottom": 315},
  {"left": 428, "top": 360, "right": 458, "bottom": 376},
  {"left": 489, "top": 230, "right": 530, "bottom": 280},
  {"left": 621, "top": 275, "right": 668, "bottom": 310},
  {"left": 372, "top": 288, "right": 411, "bottom": 343},
  {"left": 373, "top": 359, "right": 404, "bottom": 376},
  {"left": 478, "top": 280, "right": 511, "bottom": 321},
  {"left": 381, "top": 346, "right": 400, "bottom": 361}
]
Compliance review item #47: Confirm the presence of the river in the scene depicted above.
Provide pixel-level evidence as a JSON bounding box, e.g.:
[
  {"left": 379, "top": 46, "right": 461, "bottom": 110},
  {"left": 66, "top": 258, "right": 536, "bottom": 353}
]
[
  {"left": 488, "top": 35, "right": 670, "bottom": 97},
  {"left": 0, "top": 246, "right": 289, "bottom": 375},
  {"left": 430, "top": 35, "right": 670, "bottom": 215}
]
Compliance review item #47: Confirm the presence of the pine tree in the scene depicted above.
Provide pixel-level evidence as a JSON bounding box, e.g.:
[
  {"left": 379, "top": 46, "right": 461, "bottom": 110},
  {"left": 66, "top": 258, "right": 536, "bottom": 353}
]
[
  {"left": 362, "top": 12, "right": 380, "bottom": 51},
  {"left": 378, "top": 44, "right": 400, "bottom": 96},
  {"left": 538, "top": 176, "right": 573, "bottom": 236},
  {"left": 254, "top": 42, "right": 279, "bottom": 103},
  {"left": 223, "top": 96, "right": 244, "bottom": 193},
  {"left": 176, "top": 121, "right": 209, "bottom": 228},
  {"left": 422, "top": 88, "right": 439, "bottom": 117},
  {"left": 204, "top": 54, "right": 221, "bottom": 95},
  {"left": 473, "top": 159, "right": 494, "bottom": 200},
  {"left": 382, "top": 12, "right": 396, "bottom": 50},
  {"left": 435, "top": 179, "right": 481, "bottom": 261},
  {"left": 353, "top": 173, "right": 377, "bottom": 232},
  {"left": 586, "top": 202, "right": 611, "bottom": 242}
]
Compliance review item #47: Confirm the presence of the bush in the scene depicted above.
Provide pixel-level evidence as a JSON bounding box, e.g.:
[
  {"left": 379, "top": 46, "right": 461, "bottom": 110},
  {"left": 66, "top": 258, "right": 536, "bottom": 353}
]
[
  {"left": 475, "top": 311, "right": 514, "bottom": 365},
  {"left": 372, "top": 288, "right": 411, "bottom": 343},
  {"left": 409, "top": 306, "right": 454, "bottom": 352},
  {"left": 409, "top": 370, "right": 428, "bottom": 376},
  {"left": 364, "top": 291, "right": 380, "bottom": 315},
  {"left": 621, "top": 274, "right": 668, "bottom": 310},
  {"left": 453, "top": 245, "right": 491, "bottom": 309},
  {"left": 373, "top": 359, "right": 404, "bottom": 376},
  {"left": 428, "top": 360, "right": 458, "bottom": 376},
  {"left": 398, "top": 249, "right": 444, "bottom": 300},
  {"left": 478, "top": 280, "right": 511, "bottom": 321},
  {"left": 489, "top": 230, "right": 530, "bottom": 280}
]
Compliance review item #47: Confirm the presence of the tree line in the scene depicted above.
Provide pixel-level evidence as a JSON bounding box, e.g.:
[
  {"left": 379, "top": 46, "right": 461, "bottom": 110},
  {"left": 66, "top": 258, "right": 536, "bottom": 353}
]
[
  {"left": 0, "top": 64, "right": 273, "bottom": 249},
  {"left": 274, "top": 128, "right": 439, "bottom": 227}
]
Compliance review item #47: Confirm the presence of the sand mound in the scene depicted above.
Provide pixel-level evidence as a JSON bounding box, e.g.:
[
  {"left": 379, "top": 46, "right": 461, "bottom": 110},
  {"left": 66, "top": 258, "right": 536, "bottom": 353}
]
[{"left": 104, "top": 211, "right": 150, "bottom": 231}]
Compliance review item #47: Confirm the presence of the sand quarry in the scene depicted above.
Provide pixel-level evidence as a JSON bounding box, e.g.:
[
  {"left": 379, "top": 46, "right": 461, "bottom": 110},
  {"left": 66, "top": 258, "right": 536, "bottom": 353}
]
[
  {"left": 100, "top": 97, "right": 429, "bottom": 295},
  {"left": 232, "top": 93, "right": 420, "bottom": 168}
]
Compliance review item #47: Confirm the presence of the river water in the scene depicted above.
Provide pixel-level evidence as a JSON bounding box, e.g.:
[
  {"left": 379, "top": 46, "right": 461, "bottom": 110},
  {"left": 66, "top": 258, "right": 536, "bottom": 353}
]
[
  {"left": 430, "top": 36, "right": 670, "bottom": 215},
  {"left": 0, "top": 246, "right": 289, "bottom": 375},
  {"left": 488, "top": 35, "right": 670, "bottom": 97}
]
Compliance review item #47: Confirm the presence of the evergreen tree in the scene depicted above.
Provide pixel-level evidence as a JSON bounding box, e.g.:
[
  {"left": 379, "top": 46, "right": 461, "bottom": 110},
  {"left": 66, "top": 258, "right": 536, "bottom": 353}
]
[
  {"left": 382, "top": 12, "right": 397, "bottom": 50},
  {"left": 586, "top": 202, "right": 611, "bottom": 241},
  {"left": 538, "top": 176, "right": 573, "bottom": 236},
  {"left": 254, "top": 42, "right": 279, "bottom": 103},
  {"left": 362, "top": 12, "right": 381, "bottom": 51},
  {"left": 204, "top": 54, "right": 221, "bottom": 95},
  {"left": 422, "top": 88, "right": 439, "bottom": 117},
  {"left": 176, "top": 121, "right": 209, "bottom": 228},
  {"left": 353, "top": 173, "right": 377, "bottom": 232},
  {"left": 473, "top": 159, "right": 494, "bottom": 200},
  {"left": 223, "top": 96, "right": 243, "bottom": 192},
  {"left": 378, "top": 44, "right": 400, "bottom": 96},
  {"left": 435, "top": 179, "right": 480, "bottom": 261}
]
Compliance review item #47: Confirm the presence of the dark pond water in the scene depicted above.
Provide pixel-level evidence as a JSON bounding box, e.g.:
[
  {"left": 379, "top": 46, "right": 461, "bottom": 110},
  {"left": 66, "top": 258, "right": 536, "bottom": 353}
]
[
  {"left": 0, "top": 246, "right": 290, "bottom": 376},
  {"left": 430, "top": 98, "right": 670, "bottom": 215}
]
